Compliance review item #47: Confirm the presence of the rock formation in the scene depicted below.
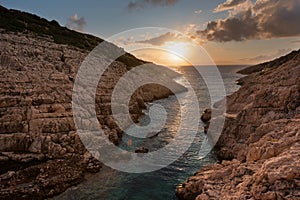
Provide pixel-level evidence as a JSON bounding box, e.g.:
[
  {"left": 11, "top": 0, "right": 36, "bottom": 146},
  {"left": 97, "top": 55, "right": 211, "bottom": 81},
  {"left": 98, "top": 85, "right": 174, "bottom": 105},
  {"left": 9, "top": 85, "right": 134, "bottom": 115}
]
[
  {"left": 201, "top": 108, "right": 211, "bottom": 123},
  {"left": 201, "top": 108, "right": 211, "bottom": 134},
  {"left": 176, "top": 50, "right": 300, "bottom": 199},
  {"left": 134, "top": 147, "right": 149, "bottom": 153},
  {"left": 0, "top": 6, "right": 186, "bottom": 199},
  {"left": 238, "top": 49, "right": 300, "bottom": 75}
]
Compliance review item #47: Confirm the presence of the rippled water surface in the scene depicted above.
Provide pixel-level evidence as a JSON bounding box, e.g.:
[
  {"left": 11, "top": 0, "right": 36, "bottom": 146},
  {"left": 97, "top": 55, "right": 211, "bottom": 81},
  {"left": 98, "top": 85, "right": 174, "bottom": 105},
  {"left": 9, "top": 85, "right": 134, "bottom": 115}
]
[{"left": 53, "top": 65, "right": 246, "bottom": 200}]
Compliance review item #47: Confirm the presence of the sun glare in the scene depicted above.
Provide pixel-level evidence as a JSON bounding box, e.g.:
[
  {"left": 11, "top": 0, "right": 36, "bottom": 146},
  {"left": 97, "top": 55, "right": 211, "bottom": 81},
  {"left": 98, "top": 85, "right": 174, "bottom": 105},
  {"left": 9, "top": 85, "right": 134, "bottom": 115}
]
[
  {"left": 163, "top": 42, "right": 190, "bottom": 66},
  {"left": 129, "top": 41, "right": 195, "bottom": 67}
]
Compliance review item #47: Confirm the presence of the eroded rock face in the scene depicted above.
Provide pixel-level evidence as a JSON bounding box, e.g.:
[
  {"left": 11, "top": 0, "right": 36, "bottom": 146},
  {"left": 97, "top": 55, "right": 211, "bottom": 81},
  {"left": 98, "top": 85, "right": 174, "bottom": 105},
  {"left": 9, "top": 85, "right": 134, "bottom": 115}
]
[
  {"left": 176, "top": 51, "right": 300, "bottom": 199},
  {"left": 0, "top": 30, "right": 184, "bottom": 198}
]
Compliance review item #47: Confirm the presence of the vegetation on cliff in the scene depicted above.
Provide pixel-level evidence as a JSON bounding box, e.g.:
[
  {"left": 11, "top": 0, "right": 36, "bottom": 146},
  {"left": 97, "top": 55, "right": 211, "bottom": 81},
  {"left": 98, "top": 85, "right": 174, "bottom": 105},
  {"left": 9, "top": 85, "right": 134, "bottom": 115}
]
[
  {"left": 0, "top": 5, "right": 145, "bottom": 68},
  {"left": 0, "top": 5, "right": 102, "bottom": 50}
]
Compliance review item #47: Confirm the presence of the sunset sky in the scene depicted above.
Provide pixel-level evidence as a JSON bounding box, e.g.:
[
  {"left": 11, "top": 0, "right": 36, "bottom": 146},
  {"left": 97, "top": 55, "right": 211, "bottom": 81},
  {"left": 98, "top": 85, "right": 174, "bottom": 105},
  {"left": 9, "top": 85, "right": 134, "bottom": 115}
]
[{"left": 1, "top": 0, "right": 299, "bottom": 66}]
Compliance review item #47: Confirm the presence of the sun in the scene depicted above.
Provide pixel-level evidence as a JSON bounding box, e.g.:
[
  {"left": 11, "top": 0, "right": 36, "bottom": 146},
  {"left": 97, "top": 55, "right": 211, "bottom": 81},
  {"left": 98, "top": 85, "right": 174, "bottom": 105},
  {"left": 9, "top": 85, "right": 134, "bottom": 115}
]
[
  {"left": 128, "top": 41, "right": 193, "bottom": 67},
  {"left": 163, "top": 42, "right": 190, "bottom": 66}
]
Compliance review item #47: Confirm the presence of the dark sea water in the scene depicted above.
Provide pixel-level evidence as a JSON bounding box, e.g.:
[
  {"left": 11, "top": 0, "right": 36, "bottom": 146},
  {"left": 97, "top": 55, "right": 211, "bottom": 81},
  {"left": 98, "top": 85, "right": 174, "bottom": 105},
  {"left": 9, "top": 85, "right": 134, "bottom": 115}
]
[{"left": 53, "top": 65, "right": 246, "bottom": 200}]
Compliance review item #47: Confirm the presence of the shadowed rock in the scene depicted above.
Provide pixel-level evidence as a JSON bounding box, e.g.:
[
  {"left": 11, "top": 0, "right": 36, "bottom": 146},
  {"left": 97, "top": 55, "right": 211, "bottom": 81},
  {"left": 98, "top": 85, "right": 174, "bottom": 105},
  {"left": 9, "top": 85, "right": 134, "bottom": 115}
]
[{"left": 135, "top": 147, "right": 149, "bottom": 153}]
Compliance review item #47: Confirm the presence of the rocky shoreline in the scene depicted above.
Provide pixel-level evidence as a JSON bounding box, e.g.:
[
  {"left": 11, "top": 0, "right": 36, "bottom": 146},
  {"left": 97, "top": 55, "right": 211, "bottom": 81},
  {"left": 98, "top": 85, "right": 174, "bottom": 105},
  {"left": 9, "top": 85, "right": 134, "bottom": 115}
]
[
  {"left": 176, "top": 50, "right": 300, "bottom": 199},
  {"left": 0, "top": 27, "right": 186, "bottom": 199}
]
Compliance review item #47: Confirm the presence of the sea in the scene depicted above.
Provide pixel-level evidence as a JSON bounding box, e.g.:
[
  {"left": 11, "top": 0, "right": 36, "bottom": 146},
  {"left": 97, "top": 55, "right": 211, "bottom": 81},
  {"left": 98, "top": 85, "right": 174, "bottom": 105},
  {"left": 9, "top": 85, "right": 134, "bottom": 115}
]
[{"left": 53, "top": 65, "right": 247, "bottom": 200}]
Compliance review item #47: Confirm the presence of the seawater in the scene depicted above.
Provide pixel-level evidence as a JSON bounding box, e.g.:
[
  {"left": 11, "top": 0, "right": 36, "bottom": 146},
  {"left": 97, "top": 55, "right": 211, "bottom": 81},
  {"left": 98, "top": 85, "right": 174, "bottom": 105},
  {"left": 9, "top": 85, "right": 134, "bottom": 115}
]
[{"left": 53, "top": 65, "right": 246, "bottom": 200}]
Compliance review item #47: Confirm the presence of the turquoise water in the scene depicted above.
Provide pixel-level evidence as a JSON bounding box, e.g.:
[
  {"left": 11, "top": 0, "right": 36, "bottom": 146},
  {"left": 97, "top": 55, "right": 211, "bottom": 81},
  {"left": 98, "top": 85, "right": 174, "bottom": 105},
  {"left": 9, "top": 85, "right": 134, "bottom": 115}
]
[{"left": 53, "top": 65, "right": 245, "bottom": 200}]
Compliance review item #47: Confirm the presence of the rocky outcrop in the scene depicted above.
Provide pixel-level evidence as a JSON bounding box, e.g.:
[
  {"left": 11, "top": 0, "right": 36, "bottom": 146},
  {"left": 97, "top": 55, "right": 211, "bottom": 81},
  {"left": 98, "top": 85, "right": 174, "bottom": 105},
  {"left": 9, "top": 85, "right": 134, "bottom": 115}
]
[
  {"left": 201, "top": 108, "right": 211, "bottom": 123},
  {"left": 176, "top": 50, "right": 300, "bottom": 199},
  {"left": 238, "top": 49, "right": 300, "bottom": 75},
  {"left": 0, "top": 21, "right": 185, "bottom": 199},
  {"left": 201, "top": 108, "right": 211, "bottom": 134}
]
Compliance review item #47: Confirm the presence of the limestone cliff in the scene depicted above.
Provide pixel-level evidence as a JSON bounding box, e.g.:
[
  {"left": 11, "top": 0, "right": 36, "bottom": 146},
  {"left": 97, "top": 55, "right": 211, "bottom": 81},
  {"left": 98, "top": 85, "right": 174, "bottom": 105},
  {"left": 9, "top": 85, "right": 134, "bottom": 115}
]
[
  {"left": 0, "top": 6, "right": 186, "bottom": 199},
  {"left": 176, "top": 50, "right": 300, "bottom": 200}
]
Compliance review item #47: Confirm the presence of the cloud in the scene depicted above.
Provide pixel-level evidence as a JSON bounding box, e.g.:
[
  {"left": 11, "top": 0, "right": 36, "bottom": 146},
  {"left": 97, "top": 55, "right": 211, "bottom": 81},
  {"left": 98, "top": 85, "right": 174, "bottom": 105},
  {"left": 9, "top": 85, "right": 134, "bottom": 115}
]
[
  {"left": 128, "top": 0, "right": 179, "bottom": 10},
  {"left": 214, "top": 0, "right": 248, "bottom": 12},
  {"left": 66, "top": 13, "right": 86, "bottom": 32},
  {"left": 136, "top": 32, "right": 191, "bottom": 45},
  {"left": 242, "top": 48, "right": 292, "bottom": 63},
  {"left": 194, "top": 10, "right": 202, "bottom": 14},
  {"left": 197, "top": 0, "right": 300, "bottom": 42},
  {"left": 199, "top": 9, "right": 258, "bottom": 42},
  {"left": 113, "top": 36, "right": 136, "bottom": 46}
]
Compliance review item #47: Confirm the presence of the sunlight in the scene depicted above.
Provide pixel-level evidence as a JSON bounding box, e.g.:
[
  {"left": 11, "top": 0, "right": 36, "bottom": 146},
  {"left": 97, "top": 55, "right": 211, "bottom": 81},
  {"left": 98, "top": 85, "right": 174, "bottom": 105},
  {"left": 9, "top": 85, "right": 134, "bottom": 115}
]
[
  {"left": 131, "top": 47, "right": 190, "bottom": 67},
  {"left": 163, "top": 42, "right": 190, "bottom": 66}
]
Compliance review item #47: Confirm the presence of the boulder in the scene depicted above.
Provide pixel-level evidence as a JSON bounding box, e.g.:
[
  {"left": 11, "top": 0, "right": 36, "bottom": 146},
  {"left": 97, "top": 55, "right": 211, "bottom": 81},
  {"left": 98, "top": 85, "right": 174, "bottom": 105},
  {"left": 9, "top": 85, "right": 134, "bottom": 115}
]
[{"left": 201, "top": 108, "right": 211, "bottom": 123}]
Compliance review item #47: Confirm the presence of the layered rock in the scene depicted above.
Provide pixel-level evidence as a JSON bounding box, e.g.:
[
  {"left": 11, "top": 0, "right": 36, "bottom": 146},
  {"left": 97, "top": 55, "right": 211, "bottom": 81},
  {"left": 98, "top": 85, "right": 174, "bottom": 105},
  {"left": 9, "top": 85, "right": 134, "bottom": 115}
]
[
  {"left": 0, "top": 25, "right": 185, "bottom": 199},
  {"left": 176, "top": 50, "right": 300, "bottom": 199}
]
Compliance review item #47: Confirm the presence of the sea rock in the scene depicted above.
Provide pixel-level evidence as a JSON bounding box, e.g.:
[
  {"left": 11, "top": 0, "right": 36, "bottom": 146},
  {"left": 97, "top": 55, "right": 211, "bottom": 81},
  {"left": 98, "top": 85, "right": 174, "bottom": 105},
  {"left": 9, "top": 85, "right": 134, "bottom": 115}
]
[
  {"left": 201, "top": 108, "right": 211, "bottom": 123},
  {"left": 201, "top": 109, "right": 211, "bottom": 134},
  {"left": 203, "top": 121, "right": 210, "bottom": 134}
]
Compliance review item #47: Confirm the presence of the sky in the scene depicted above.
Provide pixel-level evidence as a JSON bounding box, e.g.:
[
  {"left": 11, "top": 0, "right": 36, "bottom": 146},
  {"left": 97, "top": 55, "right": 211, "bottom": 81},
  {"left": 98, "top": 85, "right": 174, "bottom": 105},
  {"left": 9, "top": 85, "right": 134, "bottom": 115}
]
[{"left": 1, "top": 0, "right": 299, "bottom": 66}]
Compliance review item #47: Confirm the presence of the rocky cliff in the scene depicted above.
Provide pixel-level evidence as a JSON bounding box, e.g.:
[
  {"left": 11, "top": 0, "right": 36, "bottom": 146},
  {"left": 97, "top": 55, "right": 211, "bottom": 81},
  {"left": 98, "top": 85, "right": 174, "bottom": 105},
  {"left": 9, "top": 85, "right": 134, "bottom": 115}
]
[
  {"left": 176, "top": 50, "right": 300, "bottom": 199},
  {"left": 238, "top": 49, "right": 300, "bottom": 75},
  {"left": 0, "top": 6, "right": 186, "bottom": 199}
]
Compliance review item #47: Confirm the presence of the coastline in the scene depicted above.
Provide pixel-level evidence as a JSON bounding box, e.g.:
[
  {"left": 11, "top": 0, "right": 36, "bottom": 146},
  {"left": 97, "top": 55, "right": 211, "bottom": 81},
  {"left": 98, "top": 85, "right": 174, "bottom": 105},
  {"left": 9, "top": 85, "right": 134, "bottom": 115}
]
[
  {"left": 0, "top": 29, "right": 185, "bottom": 199},
  {"left": 176, "top": 50, "right": 300, "bottom": 199},
  {"left": 52, "top": 65, "right": 246, "bottom": 199},
  {"left": 1, "top": 5, "right": 299, "bottom": 200}
]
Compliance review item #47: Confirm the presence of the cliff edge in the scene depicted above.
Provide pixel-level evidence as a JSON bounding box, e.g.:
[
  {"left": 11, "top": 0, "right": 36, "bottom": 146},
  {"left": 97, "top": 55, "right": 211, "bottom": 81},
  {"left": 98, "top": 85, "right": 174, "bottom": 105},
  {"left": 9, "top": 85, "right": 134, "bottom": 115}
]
[
  {"left": 176, "top": 50, "right": 300, "bottom": 200},
  {"left": 0, "top": 6, "right": 186, "bottom": 199}
]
